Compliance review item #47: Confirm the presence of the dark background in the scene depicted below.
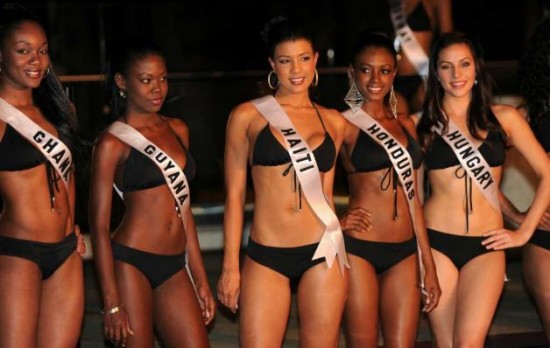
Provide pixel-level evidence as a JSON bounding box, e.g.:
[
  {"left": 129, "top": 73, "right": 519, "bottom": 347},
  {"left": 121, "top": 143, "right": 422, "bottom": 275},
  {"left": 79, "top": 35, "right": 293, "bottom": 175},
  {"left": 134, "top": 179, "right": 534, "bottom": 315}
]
[
  {"left": 6, "top": 0, "right": 549, "bottom": 230},
  {"left": 12, "top": 0, "right": 548, "bottom": 73}
]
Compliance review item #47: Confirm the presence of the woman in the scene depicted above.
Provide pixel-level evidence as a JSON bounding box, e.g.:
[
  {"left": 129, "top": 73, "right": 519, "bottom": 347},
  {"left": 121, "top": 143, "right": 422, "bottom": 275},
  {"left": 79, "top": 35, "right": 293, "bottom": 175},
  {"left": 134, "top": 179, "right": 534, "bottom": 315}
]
[
  {"left": 389, "top": 0, "right": 453, "bottom": 115},
  {"left": 339, "top": 32, "right": 440, "bottom": 347},
  {"left": 0, "top": 7, "right": 84, "bottom": 347},
  {"left": 216, "top": 16, "right": 362, "bottom": 347},
  {"left": 417, "top": 32, "right": 550, "bottom": 347},
  {"left": 508, "top": 17, "right": 550, "bottom": 343},
  {"left": 89, "top": 41, "right": 215, "bottom": 348}
]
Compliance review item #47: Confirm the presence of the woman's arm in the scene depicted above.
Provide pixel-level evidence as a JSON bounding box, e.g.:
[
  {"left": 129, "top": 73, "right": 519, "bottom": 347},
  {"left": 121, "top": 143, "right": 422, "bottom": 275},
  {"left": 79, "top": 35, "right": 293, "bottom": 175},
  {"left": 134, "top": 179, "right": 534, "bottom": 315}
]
[
  {"left": 216, "top": 104, "right": 251, "bottom": 313},
  {"left": 436, "top": 0, "right": 453, "bottom": 33},
  {"left": 169, "top": 117, "right": 216, "bottom": 324},
  {"left": 88, "top": 133, "right": 133, "bottom": 345},
  {"left": 400, "top": 113, "right": 440, "bottom": 311},
  {"left": 184, "top": 209, "right": 216, "bottom": 324},
  {"left": 67, "top": 168, "right": 85, "bottom": 256},
  {"left": 483, "top": 105, "right": 550, "bottom": 248}
]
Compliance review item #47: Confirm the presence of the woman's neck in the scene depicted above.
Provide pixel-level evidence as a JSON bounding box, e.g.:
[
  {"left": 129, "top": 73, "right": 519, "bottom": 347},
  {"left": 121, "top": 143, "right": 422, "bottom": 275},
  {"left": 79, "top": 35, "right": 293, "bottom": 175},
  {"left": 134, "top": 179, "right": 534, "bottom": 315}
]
[
  {"left": 442, "top": 95, "right": 471, "bottom": 121},
  {"left": 274, "top": 90, "right": 311, "bottom": 109},
  {"left": 363, "top": 100, "right": 391, "bottom": 120},
  {"left": 123, "top": 111, "right": 160, "bottom": 128},
  {"left": 0, "top": 85, "right": 34, "bottom": 107}
]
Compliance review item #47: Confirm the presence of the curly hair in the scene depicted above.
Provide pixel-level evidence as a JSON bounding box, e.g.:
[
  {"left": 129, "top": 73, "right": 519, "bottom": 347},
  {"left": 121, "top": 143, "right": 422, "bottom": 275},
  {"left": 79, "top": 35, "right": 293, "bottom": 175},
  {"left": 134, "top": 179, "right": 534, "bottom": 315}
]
[{"left": 518, "top": 18, "right": 550, "bottom": 130}]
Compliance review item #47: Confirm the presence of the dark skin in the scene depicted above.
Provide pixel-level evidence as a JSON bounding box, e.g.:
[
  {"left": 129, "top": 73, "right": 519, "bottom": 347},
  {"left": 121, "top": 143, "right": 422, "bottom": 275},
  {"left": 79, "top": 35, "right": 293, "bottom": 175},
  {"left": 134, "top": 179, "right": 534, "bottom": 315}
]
[
  {"left": 0, "top": 20, "right": 84, "bottom": 347},
  {"left": 89, "top": 53, "right": 214, "bottom": 348},
  {"left": 339, "top": 45, "right": 440, "bottom": 348}
]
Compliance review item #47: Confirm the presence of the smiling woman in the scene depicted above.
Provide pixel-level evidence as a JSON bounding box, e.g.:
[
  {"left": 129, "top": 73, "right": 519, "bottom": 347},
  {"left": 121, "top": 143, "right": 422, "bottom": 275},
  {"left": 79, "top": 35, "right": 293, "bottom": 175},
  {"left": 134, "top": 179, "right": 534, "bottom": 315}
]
[
  {"left": 417, "top": 31, "right": 550, "bottom": 347},
  {"left": 0, "top": 5, "right": 84, "bottom": 347},
  {"left": 338, "top": 32, "right": 440, "bottom": 347},
  {"left": 216, "top": 15, "right": 369, "bottom": 347}
]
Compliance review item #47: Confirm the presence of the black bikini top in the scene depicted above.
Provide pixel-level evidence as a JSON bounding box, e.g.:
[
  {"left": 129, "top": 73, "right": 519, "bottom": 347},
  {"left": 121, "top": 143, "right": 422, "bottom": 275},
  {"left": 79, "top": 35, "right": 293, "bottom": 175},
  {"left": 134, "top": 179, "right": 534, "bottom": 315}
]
[
  {"left": 424, "top": 130, "right": 506, "bottom": 170},
  {"left": 0, "top": 124, "right": 48, "bottom": 171},
  {"left": 252, "top": 106, "right": 336, "bottom": 173},
  {"left": 0, "top": 123, "right": 68, "bottom": 210},
  {"left": 349, "top": 126, "right": 423, "bottom": 173},
  {"left": 120, "top": 132, "right": 196, "bottom": 193},
  {"left": 407, "top": 1, "right": 431, "bottom": 31},
  {"left": 424, "top": 125, "right": 506, "bottom": 233}
]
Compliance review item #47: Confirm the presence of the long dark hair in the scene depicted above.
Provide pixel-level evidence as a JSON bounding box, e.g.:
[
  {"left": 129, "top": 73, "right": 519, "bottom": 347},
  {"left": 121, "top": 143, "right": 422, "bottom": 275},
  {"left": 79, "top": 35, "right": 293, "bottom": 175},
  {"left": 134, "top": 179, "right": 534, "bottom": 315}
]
[
  {"left": 0, "top": 4, "right": 79, "bottom": 150},
  {"left": 518, "top": 18, "right": 550, "bottom": 130},
  {"left": 349, "top": 31, "right": 397, "bottom": 112},
  {"left": 103, "top": 39, "right": 164, "bottom": 120},
  {"left": 417, "top": 32, "right": 504, "bottom": 148}
]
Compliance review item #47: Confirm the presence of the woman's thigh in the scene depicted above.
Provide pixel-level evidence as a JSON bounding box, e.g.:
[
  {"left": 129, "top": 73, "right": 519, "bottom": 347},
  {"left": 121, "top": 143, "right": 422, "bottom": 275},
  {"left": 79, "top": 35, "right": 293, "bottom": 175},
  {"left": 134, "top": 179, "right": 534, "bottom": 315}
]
[
  {"left": 344, "top": 254, "right": 379, "bottom": 348},
  {"left": 38, "top": 251, "right": 84, "bottom": 348},
  {"left": 379, "top": 254, "right": 420, "bottom": 348},
  {"left": 153, "top": 269, "right": 209, "bottom": 348},
  {"left": 297, "top": 259, "right": 348, "bottom": 348},
  {"left": 0, "top": 255, "right": 42, "bottom": 347},
  {"left": 239, "top": 256, "right": 292, "bottom": 348},
  {"left": 454, "top": 251, "right": 505, "bottom": 347},
  {"left": 115, "top": 260, "right": 155, "bottom": 348}
]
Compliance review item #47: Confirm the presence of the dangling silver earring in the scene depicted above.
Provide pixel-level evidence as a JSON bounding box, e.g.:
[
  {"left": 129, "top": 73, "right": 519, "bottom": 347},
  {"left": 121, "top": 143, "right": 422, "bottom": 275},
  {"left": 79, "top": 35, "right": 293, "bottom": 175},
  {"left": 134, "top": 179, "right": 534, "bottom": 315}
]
[
  {"left": 344, "top": 79, "right": 364, "bottom": 114},
  {"left": 312, "top": 69, "right": 319, "bottom": 87},
  {"left": 267, "top": 71, "right": 279, "bottom": 90},
  {"left": 44, "top": 66, "right": 50, "bottom": 77},
  {"left": 389, "top": 85, "right": 398, "bottom": 119},
  {"left": 474, "top": 79, "right": 478, "bottom": 85},
  {"left": 119, "top": 89, "right": 127, "bottom": 99}
]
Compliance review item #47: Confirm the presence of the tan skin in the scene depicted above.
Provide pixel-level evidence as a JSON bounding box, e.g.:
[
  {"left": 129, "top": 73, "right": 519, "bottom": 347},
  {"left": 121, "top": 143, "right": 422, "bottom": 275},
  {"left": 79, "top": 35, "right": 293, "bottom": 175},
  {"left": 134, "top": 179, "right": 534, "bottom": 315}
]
[
  {"left": 216, "top": 38, "right": 359, "bottom": 348},
  {"left": 89, "top": 53, "right": 215, "bottom": 348},
  {"left": 425, "top": 43, "right": 550, "bottom": 348},
  {"left": 339, "top": 45, "right": 440, "bottom": 348},
  {"left": 0, "top": 20, "right": 84, "bottom": 347},
  {"left": 395, "top": 0, "right": 453, "bottom": 113},
  {"left": 502, "top": 105, "right": 550, "bottom": 343}
]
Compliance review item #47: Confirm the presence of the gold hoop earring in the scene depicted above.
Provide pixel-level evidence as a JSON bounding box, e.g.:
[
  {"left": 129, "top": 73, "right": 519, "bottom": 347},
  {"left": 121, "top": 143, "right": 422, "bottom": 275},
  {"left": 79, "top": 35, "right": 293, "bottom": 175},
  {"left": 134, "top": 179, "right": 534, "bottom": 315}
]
[
  {"left": 44, "top": 66, "right": 50, "bottom": 77},
  {"left": 389, "top": 85, "right": 398, "bottom": 118},
  {"left": 312, "top": 69, "right": 319, "bottom": 87},
  {"left": 267, "top": 71, "right": 279, "bottom": 90},
  {"left": 119, "top": 89, "right": 127, "bottom": 99}
]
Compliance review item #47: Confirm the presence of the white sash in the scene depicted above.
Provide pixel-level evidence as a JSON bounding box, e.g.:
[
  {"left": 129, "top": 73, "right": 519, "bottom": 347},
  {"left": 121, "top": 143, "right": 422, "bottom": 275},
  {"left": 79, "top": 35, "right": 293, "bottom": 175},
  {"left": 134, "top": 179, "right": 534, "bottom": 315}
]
[
  {"left": 108, "top": 121, "right": 191, "bottom": 228},
  {"left": 388, "top": 0, "right": 430, "bottom": 77},
  {"left": 431, "top": 119, "right": 500, "bottom": 212},
  {"left": 342, "top": 108, "right": 425, "bottom": 287},
  {"left": 0, "top": 97, "right": 72, "bottom": 188},
  {"left": 251, "top": 96, "right": 349, "bottom": 274}
]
